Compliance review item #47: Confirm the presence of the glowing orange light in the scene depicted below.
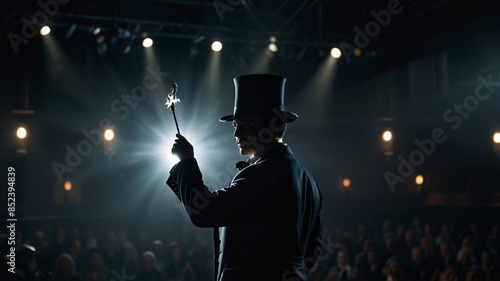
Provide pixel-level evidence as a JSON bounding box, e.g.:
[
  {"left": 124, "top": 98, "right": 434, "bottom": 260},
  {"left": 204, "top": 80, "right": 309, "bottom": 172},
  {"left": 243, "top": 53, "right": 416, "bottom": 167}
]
[
  {"left": 343, "top": 178, "right": 351, "bottom": 187},
  {"left": 415, "top": 175, "right": 424, "bottom": 185},
  {"left": 493, "top": 132, "right": 500, "bottom": 144},
  {"left": 64, "top": 181, "right": 72, "bottom": 191}
]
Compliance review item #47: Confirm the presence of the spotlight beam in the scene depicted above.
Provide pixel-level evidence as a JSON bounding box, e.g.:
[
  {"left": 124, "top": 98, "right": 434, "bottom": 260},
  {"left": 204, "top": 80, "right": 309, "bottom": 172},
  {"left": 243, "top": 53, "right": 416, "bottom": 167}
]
[{"left": 291, "top": 54, "right": 339, "bottom": 127}]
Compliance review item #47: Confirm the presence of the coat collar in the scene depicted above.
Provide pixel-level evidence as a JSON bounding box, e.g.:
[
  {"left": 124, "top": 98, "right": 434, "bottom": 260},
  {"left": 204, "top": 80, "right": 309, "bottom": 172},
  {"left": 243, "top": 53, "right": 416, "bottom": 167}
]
[
  {"left": 235, "top": 143, "right": 292, "bottom": 171},
  {"left": 251, "top": 142, "right": 292, "bottom": 164}
]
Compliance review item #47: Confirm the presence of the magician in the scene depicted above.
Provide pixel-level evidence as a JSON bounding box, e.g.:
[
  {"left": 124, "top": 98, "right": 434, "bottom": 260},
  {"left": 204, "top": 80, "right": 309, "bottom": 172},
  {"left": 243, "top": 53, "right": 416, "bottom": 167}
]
[{"left": 166, "top": 74, "right": 323, "bottom": 281}]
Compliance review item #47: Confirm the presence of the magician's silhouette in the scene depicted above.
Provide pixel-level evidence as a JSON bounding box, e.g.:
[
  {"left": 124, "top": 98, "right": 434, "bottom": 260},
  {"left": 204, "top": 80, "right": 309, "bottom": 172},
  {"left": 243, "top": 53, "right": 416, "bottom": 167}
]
[{"left": 166, "top": 74, "right": 323, "bottom": 281}]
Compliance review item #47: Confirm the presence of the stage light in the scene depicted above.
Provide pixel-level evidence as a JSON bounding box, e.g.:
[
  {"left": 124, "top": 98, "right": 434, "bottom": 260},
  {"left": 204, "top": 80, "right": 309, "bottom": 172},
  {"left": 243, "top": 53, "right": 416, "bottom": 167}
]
[
  {"left": 40, "top": 26, "right": 51, "bottom": 36},
  {"left": 142, "top": 38, "right": 153, "bottom": 48},
  {"left": 343, "top": 178, "right": 351, "bottom": 187},
  {"left": 93, "top": 27, "right": 101, "bottom": 35},
  {"left": 382, "top": 130, "right": 392, "bottom": 142},
  {"left": 354, "top": 48, "right": 362, "bottom": 57},
  {"left": 103, "top": 129, "right": 116, "bottom": 156},
  {"left": 16, "top": 127, "right": 27, "bottom": 139},
  {"left": 494, "top": 132, "right": 500, "bottom": 144},
  {"left": 104, "top": 129, "right": 114, "bottom": 141},
  {"left": 270, "top": 36, "right": 277, "bottom": 43},
  {"left": 64, "top": 180, "right": 72, "bottom": 191},
  {"left": 96, "top": 35, "right": 106, "bottom": 44},
  {"left": 211, "top": 41, "right": 222, "bottom": 52},
  {"left": 330, "top": 47, "right": 341, "bottom": 58},
  {"left": 268, "top": 43, "right": 278, "bottom": 53},
  {"left": 415, "top": 175, "right": 424, "bottom": 185},
  {"left": 381, "top": 129, "right": 393, "bottom": 156}
]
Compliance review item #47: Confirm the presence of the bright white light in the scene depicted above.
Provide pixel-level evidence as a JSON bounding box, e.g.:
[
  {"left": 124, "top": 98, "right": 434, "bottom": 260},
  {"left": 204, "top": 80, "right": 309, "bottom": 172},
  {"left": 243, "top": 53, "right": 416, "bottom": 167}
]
[
  {"left": 330, "top": 47, "right": 341, "bottom": 58},
  {"left": 494, "top": 132, "right": 500, "bottom": 144},
  {"left": 104, "top": 129, "right": 114, "bottom": 141},
  {"left": 343, "top": 178, "right": 351, "bottom": 187},
  {"left": 160, "top": 141, "right": 180, "bottom": 167},
  {"left": 211, "top": 41, "right": 223, "bottom": 52},
  {"left": 17, "top": 127, "right": 27, "bottom": 139},
  {"left": 93, "top": 27, "right": 101, "bottom": 35},
  {"left": 40, "top": 26, "right": 51, "bottom": 36},
  {"left": 64, "top": 181, "right": 72, "bottom": 191},
  {"left": 143, "top": 38, "right": 153, "bottom": 48},
  {"left": 383, "top": 130, "right": 392, "bottom": 142},
  {"left": 268, "top": 43, "right": 278, "bottom": 53},
  {"left": 169, "top": 151, "right": 180, "bottom": 165},
  {"left": 415, "top": 175, "right": 424, "bottom": 185}
]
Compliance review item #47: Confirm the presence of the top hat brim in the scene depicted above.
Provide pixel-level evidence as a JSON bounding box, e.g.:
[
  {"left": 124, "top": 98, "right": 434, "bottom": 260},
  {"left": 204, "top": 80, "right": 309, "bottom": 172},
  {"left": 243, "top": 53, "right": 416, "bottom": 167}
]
[{"left": 219, "top": 111, "right": 298, "bottom": 123}]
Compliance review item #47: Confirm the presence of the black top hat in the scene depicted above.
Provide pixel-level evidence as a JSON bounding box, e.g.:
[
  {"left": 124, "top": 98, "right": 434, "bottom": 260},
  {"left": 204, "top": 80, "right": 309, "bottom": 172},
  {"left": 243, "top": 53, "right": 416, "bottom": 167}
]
[{"left": 219, "top": 74, "right": 298, "bottom": 123}]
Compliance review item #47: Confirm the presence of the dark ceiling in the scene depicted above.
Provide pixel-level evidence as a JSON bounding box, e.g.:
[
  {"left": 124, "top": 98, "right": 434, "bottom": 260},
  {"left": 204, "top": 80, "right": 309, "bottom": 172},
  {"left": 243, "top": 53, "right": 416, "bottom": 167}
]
[{"left": 4, "top": 0, "right": 500, "bottom": 64}]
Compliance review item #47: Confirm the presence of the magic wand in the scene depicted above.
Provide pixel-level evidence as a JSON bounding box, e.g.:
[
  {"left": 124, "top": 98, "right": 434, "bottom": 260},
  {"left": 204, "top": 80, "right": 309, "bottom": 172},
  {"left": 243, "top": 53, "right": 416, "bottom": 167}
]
[{"left": 165, "top": 81, "right": 181, "bottom": 134}]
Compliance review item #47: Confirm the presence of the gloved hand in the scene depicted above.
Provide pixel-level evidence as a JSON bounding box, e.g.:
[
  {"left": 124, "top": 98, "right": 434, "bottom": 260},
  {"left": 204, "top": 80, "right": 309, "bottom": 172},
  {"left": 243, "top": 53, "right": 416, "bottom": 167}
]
[{"left": 172, "top": 134, "right": 194, "bottom": 161}]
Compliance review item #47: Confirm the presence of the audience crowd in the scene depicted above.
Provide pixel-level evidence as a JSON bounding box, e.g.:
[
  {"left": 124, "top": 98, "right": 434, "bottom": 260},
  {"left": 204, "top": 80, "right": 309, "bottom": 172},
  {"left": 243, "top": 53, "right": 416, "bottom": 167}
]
[{"left": 3, "top": 216, "right": 499, "bottom": 281}]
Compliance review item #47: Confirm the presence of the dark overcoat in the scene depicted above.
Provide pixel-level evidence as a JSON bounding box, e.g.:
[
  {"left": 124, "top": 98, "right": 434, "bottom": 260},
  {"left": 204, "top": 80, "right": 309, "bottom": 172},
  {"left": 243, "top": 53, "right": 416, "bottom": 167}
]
[{"left": 167, "top": 143, "right": 323, "bottom": 281}]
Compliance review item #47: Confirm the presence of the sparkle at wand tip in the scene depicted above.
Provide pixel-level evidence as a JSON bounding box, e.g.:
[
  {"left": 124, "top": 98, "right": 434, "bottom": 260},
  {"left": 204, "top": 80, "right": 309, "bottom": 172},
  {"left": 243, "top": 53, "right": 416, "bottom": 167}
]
[{"left": 165, "top": 80, "right": 180, "bottom": 109}]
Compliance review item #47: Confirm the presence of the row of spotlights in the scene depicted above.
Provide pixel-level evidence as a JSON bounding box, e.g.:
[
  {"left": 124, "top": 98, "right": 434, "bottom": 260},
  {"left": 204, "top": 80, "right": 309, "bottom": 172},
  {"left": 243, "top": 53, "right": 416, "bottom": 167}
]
[
  {"left": 382, "top": 130, "right": 500, "bottom": 144},
  {"left": 342, "top": 175, "right": 424, "bottom": 187},
  {"left": 37, "top": 26, "right": 354, "bottom": 59},
  {"left": 15, "top": 125, "right": 500, "bottom": 144},
  {"left": 37, "top": 27, "right": 343, "bottom": 57},
  {"left": 40, "top": 24, "right": 151, "bottom": 49},
  {"left": 16, "top": 127, "right": 115, "bottom": 141}
]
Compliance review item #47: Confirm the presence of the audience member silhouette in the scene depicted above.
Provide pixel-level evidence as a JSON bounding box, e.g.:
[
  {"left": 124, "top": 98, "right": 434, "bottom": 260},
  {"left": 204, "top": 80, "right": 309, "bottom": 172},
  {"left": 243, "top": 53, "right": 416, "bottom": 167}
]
[
  {"left": 135, "top": 251, "right": 164, "bottom": 281},
  {"left": 50, "top": 253, "right": 79, "bottom": 281}
]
